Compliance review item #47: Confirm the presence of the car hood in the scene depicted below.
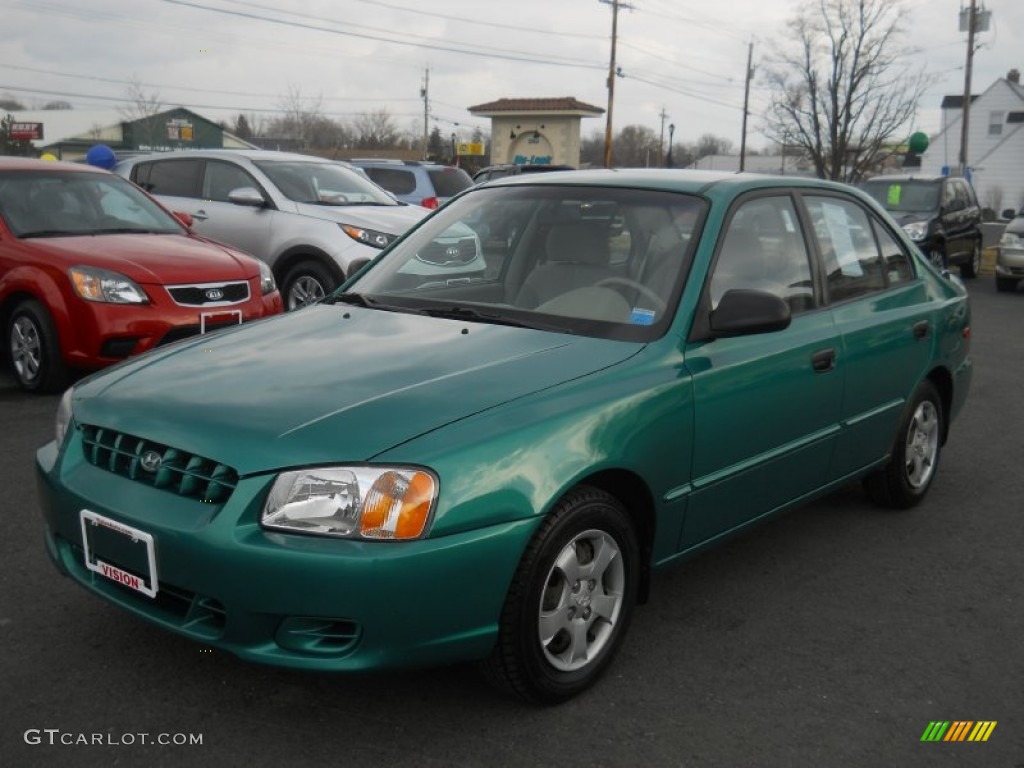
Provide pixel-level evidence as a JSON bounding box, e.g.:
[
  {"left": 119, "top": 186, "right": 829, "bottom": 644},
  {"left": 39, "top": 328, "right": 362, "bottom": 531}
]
[
  {"left": 72, "top": 305, "right": 642, "bottom": 475},
  {"left": 23, "top": 233, "right": 253, "bottom": 283},
  {"left": 291, "top": 202, "right": 428, "bottom": 234}
]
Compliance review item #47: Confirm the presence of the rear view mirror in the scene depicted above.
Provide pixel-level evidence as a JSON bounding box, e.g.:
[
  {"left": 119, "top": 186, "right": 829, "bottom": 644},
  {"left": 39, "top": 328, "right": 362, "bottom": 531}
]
[{"left": 227, "top": 187, "right": 266, "bottom": 207}]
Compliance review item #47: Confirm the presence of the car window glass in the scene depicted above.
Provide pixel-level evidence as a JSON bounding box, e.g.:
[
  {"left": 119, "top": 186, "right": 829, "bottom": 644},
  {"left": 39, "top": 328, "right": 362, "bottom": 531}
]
[
  {"left": 427, "top": 168, "right": 474, "bottom": 198},
  {"left": 366, "top": 168, "right": 417, "bottom": 196},
  {"left": 140, "top": 160, "right": 202, "bottom": 197},
  {"left": 709, "top": 196, "right": 814, "bottom": 314},
  {"left": 861, "top": 181, "right": 939, "bottom": 213},
  {"left": 874, "top": 221, "right": 913, "bottom": 284},
  {"left": 805, "top": 196, "right": 885, "bottom": 302},
  {"left": 203, "top": 161, "right": 258, "bottom": 202}
]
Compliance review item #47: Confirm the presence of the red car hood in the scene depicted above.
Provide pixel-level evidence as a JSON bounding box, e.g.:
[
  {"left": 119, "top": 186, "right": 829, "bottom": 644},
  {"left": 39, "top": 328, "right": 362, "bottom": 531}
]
[{"left": 25, "top": 233, "right": 254, "bottom": 283}]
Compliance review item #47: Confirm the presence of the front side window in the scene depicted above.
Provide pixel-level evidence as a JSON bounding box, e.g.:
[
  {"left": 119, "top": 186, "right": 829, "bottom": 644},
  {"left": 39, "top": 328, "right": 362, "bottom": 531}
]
[
  {"left": 709, "top": 195, "right": 815, "bottom": 314},
  {"left": 203, "top": 161, "right": 259, "bottom": 202},
  {"left": 346, "top": 185, "right": 707, "bottom": 342},
  {"left": 804, "top": 196, "right": 886, "bottom": 302}
]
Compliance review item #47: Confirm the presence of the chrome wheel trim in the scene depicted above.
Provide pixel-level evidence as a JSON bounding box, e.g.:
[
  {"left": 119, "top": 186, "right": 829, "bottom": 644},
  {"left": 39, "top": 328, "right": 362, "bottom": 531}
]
[
  {"left": 538, "top": 528, "right": 625, "bottom": 672},
  {"left": 287, "top": 275, "right": 326, "bottom": 309},
  {"left": 971, "top": 242, "right": 981, "bottom": 273},
  {"left": 928, "top": 249, "right": 945, "bottom": 268},
  {"left": 10, "top": 316, "right": 42, "bottom": 383},
  {"left": 904, "top": 400, "right": 939, "bottom": 489}
]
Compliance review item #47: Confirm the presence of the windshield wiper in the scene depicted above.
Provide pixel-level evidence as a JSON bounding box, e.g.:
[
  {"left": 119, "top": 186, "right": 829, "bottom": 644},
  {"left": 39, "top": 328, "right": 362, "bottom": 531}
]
[
  {"left": 18, "top": 230, "right": 82, "bottom": 238},
  {"left": 422, "top": 305, "right": 572, "bottom": 333}
]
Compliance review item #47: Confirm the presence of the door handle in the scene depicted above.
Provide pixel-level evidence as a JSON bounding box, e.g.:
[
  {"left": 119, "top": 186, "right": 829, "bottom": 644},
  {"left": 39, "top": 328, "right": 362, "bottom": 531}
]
[
  {"left": 913, "top": 320, "right": 930, "bottom": 340},
  {"left": 810, "top": 347, "right": 836, "bottom": 373}
]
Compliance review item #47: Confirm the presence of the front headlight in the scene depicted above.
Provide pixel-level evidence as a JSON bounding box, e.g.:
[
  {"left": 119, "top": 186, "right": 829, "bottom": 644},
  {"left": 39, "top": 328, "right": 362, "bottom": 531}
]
[
  {"left": 69, "top": 266, "right": 148, "bottom": 304},
  {"left": 55, "top": 386, "right": 74, "bottom": 447},
  {"left": 901, "top": 221, "right": 929, "bottom": 242},
  {"left": 262, "top": 466, "right": 437, "bottom": 540},
  {"left": 999, "top": 231, "right": 1022, "bottom": 248},
  {"left": 340, "top": 224, "right": 396, "bottom": 250},
  {"left": 258, "top": 261, "right": 277, "bottom": 295}
]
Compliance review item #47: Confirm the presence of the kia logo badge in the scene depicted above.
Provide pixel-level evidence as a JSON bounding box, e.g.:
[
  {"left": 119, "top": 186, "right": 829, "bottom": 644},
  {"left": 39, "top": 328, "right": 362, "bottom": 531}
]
[
  {"left": 139, "top": 450, "right": 162, "bottom": 473},
  {"left": 446, "top": 246, "right": 460, "bottom": 259},
  {"left": 205, "top": 288, "right": 225, "bottom": 301}
]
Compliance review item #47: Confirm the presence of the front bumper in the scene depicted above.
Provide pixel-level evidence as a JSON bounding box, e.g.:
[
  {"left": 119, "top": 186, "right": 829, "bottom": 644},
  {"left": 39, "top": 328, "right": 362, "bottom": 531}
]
[
  {"left": 995, "top": 245, "right": 1024, "bottom": 278},
  {"left": 36, "top": 439, "right": 535, "bottom": 671}
]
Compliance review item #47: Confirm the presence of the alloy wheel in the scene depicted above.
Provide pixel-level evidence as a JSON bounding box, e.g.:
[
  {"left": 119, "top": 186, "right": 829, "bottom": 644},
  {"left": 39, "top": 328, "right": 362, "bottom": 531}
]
[
  {"left": 10, "top": 315, "right": 42, "bottom": 384},
  {"left": 904, "top": 400, "right": 939, "bottom": 489},
  {"left": 287, "top": 275, "right": 326, "bottom": 309}
]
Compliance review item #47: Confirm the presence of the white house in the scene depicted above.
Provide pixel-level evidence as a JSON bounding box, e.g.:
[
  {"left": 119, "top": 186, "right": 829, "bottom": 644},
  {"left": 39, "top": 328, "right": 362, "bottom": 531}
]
[{"left": 920, "top": 69, "right": 1024, "bottom": 215}]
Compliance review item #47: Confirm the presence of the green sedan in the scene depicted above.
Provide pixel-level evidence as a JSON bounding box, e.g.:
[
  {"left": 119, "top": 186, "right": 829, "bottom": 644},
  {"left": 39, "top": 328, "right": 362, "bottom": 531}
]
[{"left": 36, "top": 170, "right": 972, "bottom": 703}]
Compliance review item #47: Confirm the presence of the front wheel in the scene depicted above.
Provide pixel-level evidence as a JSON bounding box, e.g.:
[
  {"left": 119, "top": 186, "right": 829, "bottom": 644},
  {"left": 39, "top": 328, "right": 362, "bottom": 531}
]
[
  {"left": 927, "top": 247, "right": 946, "bottom": 270},
  {"left": 863, "top": 380, "right": 943, "bottom": 509},
  {"left": 481, "top": 486, "right": 639, "bottom": 704},
  {"left": 282, "top": 260, "right": 338, "bottom": 311},
  {"left": 6, "top": 299, "right": 67, "bottom": 393},
  {"left": 959, "top": 240, "right": 981, "bottom": 279}
]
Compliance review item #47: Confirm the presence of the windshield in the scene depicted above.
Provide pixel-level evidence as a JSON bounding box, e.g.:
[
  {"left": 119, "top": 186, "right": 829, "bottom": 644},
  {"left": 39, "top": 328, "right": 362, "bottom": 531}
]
[
  {"left": 0, "top": 169, "right": 183, "bottom": 237},
  {"left": 861, "top": 180, "right": 940, "bottom": 213},
  {"left": 254, "top": 160, "right": 400, "bottom": 205},
  {"left": 346, "top": 184, "right": 706, "bottom": 342}
]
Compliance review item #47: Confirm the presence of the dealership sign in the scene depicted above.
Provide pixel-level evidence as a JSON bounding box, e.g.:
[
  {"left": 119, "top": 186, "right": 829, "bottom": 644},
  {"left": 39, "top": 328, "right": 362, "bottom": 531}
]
[{"left": 10, "top": 122, "right": 43, "bottom": 141}]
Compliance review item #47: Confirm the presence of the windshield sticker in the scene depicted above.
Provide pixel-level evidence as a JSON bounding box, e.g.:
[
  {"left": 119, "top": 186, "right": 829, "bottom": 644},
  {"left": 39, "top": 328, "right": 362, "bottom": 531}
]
[
  {"left": 887, "top": 185, "right": 902, "bottom": 207},
  {"left": 630, "top": 308, "right": 656, "bottom": 325}
]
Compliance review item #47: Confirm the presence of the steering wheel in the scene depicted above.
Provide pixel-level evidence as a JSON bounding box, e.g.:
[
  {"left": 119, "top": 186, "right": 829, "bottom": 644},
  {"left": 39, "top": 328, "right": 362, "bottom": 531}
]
[{"left": 594, "top": 277, "right": 667, "bottom": 312}]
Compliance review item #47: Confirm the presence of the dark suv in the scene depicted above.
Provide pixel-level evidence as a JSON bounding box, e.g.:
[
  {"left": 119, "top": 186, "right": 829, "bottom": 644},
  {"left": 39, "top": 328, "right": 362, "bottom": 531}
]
[{"left": 860, "top": 174, "right": 983, "bottom": 278}]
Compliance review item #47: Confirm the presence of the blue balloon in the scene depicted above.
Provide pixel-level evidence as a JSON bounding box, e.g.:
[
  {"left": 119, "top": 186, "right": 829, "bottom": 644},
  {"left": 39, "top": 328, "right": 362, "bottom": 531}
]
[{"left": 85, "top": 144, "right": 117, "bottom": 170}]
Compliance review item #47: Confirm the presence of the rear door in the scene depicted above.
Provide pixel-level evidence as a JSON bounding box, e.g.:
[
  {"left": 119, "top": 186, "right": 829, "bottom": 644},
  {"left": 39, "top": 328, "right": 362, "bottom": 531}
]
[{"left": 799, "top": 193, "right": 933, "bottom": 480}]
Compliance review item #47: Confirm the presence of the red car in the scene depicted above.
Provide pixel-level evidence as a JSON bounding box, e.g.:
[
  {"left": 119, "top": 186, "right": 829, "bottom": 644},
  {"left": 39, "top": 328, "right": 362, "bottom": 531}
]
[{"left": 0, "top": 158, "right": 283, "bottom": 392}]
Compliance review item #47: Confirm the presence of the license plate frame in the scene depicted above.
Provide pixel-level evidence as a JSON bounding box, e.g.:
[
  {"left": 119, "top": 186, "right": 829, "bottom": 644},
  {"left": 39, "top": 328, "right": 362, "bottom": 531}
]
[
  {"left": 200, "top": 309, "right": 243, "bottom": 334},
  {"left": 80, "top": 510, "right": 159, "bottom": 598}
]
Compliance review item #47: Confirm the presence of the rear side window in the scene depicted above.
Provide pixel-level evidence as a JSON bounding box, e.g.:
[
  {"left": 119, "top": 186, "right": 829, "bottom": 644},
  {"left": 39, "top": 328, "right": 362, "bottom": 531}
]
[
  {"left": 427, "top": 168, "right": 473, "bottom": 198},
  {"left": 134, "top": 160, "right": 201, "bottom": 197},
  {"left": 365, "top": 168, "right": 416, "bottom": 196},
  {"left": 805, "top": 196, "right": 886, "bottom": 302}
]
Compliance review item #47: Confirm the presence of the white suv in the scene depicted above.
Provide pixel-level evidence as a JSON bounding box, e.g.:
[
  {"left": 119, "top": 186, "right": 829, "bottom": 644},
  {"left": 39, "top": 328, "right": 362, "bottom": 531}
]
[{"left": 116, "top": 151, "right": 428, "bottom": 309}]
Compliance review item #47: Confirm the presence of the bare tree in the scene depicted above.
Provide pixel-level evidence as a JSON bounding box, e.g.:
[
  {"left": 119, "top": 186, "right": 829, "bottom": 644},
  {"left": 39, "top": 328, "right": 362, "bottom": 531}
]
[
  {"left": 354, "top": 108, "right": 400, "bottom": 149},
  {"left": 762, "top": 0, "right": 932, "bottom": 182},
  {"left": 695, "top": 133, "right": 734, "bottom": 159},
  {"left": 120, "top": 75, "right": 164, "bottom": 149}
]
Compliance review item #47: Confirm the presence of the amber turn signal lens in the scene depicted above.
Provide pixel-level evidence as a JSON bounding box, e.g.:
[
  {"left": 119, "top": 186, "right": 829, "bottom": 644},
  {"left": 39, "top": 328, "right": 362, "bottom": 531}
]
[{"left": 359, "top": 470, "right": 435, "bottom": 539}]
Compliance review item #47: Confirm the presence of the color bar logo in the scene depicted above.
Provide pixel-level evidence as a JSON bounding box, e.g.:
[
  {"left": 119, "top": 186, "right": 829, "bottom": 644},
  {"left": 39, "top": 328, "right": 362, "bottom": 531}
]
[{"left": 921, "top": 721, "right": 997, "bottom": 742}]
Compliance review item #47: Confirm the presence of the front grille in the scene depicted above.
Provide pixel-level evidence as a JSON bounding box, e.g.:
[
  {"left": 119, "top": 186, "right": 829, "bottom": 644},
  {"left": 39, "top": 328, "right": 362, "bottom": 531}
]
[
  {"left": 80, "top": 425, "right": 238, "bottom": 503},
  {"left": 415, "top": 237, "right": 477, "bottom": 266},
  {"left": 167, "top": 281, "right": 250, "bottom": 306}
]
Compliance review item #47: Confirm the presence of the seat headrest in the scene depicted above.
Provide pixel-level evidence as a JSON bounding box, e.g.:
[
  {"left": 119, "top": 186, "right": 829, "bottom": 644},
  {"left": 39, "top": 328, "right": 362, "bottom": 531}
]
[{"left": 545, "top": 222, "right": 610, "bottom": 265}]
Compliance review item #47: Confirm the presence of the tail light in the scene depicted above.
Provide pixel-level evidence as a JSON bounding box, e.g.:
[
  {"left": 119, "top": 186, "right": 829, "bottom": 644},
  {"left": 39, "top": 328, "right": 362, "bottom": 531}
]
[{"left": 421, "top": 196, "right": 439, "bottom": 210}]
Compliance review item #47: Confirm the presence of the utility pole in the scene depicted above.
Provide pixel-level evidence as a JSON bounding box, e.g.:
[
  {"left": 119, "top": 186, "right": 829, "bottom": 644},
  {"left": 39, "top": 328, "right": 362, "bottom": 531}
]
[
  {"left": 421, "top": 66, "right": 430, "bottom": 160},
  {"left": 658, "top": 107, "right": 669, "bottom": 167},
  {"left": 958, "top": 0, "right": 977, "bottom": 176},
  {"left": 739, "top": 39, "right": 754, "bottom": 172},
  {"left": 601, "top": 0, "right": 631, "bottom": 168}
]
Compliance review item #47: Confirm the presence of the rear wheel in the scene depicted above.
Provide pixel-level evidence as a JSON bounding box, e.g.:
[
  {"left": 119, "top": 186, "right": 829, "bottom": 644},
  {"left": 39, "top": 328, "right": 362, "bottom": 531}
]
[
  {"left": 481, "top": 486, "right": 639, "bottom": 704},
  {"left": 864, "top": 380, "right": 943, "bottom": 509},
  {"left": 7, "top": 299, "right": 67, "bottom": 393},
  {"left": 927, "top": 246, "right": 946, "bottom": 270},
  {"left": 959, "top": 240, "right": 981, "bottom": 279},
  {"left": 282, "top": 260, "right": 338, "bottom": 310}
]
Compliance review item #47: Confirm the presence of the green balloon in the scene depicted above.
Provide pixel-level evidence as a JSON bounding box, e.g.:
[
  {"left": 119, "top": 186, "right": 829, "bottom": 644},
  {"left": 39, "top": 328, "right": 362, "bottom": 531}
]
[{"left": 908, "top": 131, "right": 929, "bottom": 154}]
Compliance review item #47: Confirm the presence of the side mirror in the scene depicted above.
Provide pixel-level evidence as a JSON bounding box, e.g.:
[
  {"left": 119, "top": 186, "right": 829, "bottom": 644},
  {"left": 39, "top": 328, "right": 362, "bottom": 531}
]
[
  {"left": 710, "top": 289, "right": 791, "bottom": 337},
  {"left": 1002, "top": 208, "right": 1017, "bottom": 220},
  {"left": 227, "top": 187, "right": 266, "bottom": 207},
  {"left": 173, "top": 211, "right": 193, "bottom": 228}
]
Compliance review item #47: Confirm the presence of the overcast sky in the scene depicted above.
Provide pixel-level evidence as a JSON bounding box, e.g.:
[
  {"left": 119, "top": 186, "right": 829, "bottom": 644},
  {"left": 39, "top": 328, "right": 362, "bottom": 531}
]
[{"left": 1, "top": 0, "right": 1021, "bottom": 151}]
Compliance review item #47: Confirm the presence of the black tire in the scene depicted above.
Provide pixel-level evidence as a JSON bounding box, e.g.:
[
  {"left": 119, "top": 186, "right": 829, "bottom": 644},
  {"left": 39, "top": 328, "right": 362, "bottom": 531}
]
[
  {"left": 6, "top": 299, "right": 67, "bottom": 393},
  {"left": 480, "top": 485, "right": 639, "bottom": 704},
  {"left": 927, "top": 246, "right": 946, "bottom": 270},
  {"left": 959, "top": 240, "right": 981, "bottom": 279},
  {"left": 863, "top": 380, "right": 943, "bottom": 509},
  {"left": 281, "top": 260, "right": 338, "bottom": 311},
  {"left": 995, "top": 276, "right": 1018, "bottom": 293}
]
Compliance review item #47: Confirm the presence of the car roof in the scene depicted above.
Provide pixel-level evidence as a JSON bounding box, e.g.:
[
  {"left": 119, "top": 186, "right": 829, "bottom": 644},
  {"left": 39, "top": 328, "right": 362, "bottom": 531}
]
[
  {"left": 863, "top": 174, "right": 948, "bottom": 183},
  {"left": 0, "top": 157, "right": 107, "bottom": 173},
  {"left": 477, "top": 168, "right": 861, "bottom": 197},
  {"left": 116, "top": 149, "right": 338, "bottom": 165}
]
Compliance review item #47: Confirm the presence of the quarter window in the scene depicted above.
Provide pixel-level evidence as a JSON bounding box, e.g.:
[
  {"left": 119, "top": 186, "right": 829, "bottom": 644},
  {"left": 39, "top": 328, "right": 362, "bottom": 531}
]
[{"left": 709, "top": 196, "right": 815, "bottom": 314}]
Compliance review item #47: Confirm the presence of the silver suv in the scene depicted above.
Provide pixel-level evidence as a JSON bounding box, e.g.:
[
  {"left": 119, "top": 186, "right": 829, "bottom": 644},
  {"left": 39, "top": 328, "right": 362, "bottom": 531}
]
[{"left": 116, "top": 151, "right": 428, "bottom": 309}]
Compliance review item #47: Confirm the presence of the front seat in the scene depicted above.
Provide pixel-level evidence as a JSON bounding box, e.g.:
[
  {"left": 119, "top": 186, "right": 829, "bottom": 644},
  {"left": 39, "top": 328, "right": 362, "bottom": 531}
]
[{"left": 516, "top": 222, "right": 617, "bottom": 308}]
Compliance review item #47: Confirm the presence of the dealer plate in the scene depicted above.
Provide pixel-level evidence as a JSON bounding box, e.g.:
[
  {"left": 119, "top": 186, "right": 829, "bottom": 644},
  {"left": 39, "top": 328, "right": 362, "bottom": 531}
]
[{"left": 80, "top": 510, "right": 159, "bottom": 598}]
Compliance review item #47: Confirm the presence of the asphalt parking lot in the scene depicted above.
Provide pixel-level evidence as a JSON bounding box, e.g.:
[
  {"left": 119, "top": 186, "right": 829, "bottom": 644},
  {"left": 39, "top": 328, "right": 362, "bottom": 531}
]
[{"left": 1, "top": 279, "right": 1021, "bottom": 768}]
